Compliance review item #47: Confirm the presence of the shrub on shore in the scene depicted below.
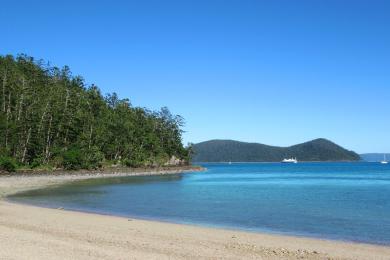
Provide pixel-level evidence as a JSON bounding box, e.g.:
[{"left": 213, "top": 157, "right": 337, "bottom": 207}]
[
  {"left": 0, "top": 157, "right": 17, "bottom": 172},
  {"left": 62, "top": 148, "right": 83, "bottom": 170}
]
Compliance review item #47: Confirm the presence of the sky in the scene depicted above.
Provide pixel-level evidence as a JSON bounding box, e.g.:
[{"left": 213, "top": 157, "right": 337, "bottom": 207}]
[{"left": 1, "top": 0, "right": 389, "bottom": 153}]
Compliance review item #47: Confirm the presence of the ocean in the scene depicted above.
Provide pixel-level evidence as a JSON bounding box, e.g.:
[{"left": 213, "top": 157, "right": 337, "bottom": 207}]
[{"left": 10, "top": 162, "right": 390, "bottom": 245}]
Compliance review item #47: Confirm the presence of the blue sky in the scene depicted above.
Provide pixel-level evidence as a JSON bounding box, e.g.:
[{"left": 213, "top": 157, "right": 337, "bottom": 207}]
[{"left": 1, "top": 0, "right": 389, "bottom": 153}]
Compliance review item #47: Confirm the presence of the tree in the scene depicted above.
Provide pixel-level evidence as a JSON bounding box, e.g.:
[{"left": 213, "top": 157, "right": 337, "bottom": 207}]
[{"left": 0, "top": 54, "right": 191, "bottom": 171}]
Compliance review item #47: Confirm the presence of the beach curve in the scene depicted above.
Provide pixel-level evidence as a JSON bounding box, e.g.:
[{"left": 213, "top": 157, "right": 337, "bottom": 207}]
[{"left": 1, "top": 168, "right": 390, "bottom": 260}]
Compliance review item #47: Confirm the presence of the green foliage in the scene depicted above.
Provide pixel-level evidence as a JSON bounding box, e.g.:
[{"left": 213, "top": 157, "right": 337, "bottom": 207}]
[
  {"left": 0, "top": 54, "right": 190, "bottom": 171},
  {"left": 30, "top": 158, "right": 43, "bottom": 169},
  {"left": 83, "top": 146, "right": 104, "bottom": 169},
  {"left": 62, "top": 148, "right": 83, "bottom": 170},
  {"left": 192, "top": 139, "right": 361, "bottom": 162},
  {"left": 0, "top": 156, "right": 17, "bottom": 172},
  {"left": 121, "top": 158, "right": 136, "bottom": 168}
]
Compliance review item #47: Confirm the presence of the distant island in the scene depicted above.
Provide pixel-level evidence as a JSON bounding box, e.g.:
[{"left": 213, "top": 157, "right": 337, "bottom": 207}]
[
  {"left": 360, "top": 153, "right": 390, "bottom": 162},
  {"left": 192, "top": 138, "right": 361, "bottom": 162}
]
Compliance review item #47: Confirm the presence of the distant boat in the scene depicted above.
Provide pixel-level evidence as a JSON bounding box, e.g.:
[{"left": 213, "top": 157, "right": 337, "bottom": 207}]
[
  {"left": 381, "top": 154, "right": 388, "bottom": 164},
  {"left": 282, "top": 158, "right": 298, "bottom": 164}
]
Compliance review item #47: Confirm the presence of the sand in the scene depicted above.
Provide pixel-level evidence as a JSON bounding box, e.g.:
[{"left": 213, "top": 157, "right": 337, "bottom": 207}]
[{"left": 1, "top": 169, "right": 390, "bottom": 260}]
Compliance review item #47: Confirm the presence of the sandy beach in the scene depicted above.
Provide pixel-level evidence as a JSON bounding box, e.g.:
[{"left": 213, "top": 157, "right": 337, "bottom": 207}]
[{"left": 1, "top": 169, "right": 390, "bottom": 260}]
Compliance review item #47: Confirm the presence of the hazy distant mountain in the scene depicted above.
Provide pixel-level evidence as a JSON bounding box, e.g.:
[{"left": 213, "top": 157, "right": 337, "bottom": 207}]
[
  {"left": 192, "top": 138, "right": 361, "bottom": 162},
  {"left": 360, "top": 153, "right": 390, "bottom": 162}
]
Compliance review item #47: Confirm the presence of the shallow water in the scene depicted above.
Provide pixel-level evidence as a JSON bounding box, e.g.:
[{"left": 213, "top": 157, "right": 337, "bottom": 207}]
[{"left": 10, "top": 162, "right": 390, "bottom": 245}]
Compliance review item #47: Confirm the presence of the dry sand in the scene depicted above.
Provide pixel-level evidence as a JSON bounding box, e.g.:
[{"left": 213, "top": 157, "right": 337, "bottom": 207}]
[{"left": 1, "top": 169, "right": 390, "bottom": 260}]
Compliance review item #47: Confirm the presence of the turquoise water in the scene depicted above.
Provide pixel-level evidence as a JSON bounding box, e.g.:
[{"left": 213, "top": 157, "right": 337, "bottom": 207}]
[{"left": 10, "top": 162, "right": 390, "bottom": 245}]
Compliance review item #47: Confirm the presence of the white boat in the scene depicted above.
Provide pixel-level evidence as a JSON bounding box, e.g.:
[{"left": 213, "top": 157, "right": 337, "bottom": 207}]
[
  {"left": 282, "top": 158, "right": 298, "bottom": 163},
  {"left": 381, "top": 154, "right": 388, "bottom": 164}
]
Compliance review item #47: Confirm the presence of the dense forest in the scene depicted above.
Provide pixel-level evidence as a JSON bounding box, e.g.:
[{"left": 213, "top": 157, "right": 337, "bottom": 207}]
[
  {"left": 193, "top": 138, "right": 361, "bottom": 162},
  {"left": 0, "top": 54, "right": 191, "bottom": 172}
]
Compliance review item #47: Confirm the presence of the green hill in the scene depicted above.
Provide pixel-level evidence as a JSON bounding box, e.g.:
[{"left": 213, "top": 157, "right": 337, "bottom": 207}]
[
  {"left": 192, "top": 139, "right": 360, "bottom": 162},
  {"left": 0, "top": 54, "right": 190, "bottom": 172}
]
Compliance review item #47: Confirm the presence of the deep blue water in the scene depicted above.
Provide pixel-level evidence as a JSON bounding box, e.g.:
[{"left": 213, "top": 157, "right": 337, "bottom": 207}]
[{"left": 10, "top": 162, "right": 390, "bottom": 245}]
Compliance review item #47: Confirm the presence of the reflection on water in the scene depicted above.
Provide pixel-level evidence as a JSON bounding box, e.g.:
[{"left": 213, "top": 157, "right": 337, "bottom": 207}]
[{"left": 13, "top": 174, "right": 184, "bottom": 197}]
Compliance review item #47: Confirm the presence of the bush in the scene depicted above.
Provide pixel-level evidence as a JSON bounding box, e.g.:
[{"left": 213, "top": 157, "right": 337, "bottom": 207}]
[
  {"left": 122, "top": 158, "right": 136, "bottom": 167},
  {"left": 121, "top": 157, "right": 146, "bottom": 168},
  {"left": 62, "top": 148, "right": 83, "bottom": 170},
  {"left": 0, "top": 157, "right": 17, "bottom": 172},
  {"left": 82, "top": 147, "right": 104, "bottom": 169},
  {"left": 30, "top": 158, "right": 43, "bottom": 169}
]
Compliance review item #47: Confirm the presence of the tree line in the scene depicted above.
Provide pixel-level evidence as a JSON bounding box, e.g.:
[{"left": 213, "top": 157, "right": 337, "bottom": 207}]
[{"left": 0, "top": 54, "right": 192, "bottom": 172}]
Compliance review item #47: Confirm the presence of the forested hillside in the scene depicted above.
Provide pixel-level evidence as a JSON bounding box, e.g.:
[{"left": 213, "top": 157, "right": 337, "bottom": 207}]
[
  {"left": 193, "top": 139, "right": 360, "bottom": 162},
  {"left": 0, "top": 54, "right": 191, "bottom": 172}
]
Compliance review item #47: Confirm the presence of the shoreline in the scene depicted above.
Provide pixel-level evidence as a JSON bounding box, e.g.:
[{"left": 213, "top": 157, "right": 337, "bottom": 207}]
[
  {"left": 8, "top": 195, "right": 389, "bottom": 249},
  {"left": 1, "top": 165, "right": 204, "bottom": 176},
  {"left": 1, "top": 168, "right": 390, "bottom": 259},
  {"left": 0, "top": 165, "right": 203, "bottom": 198},
  {"left": 7, "top": 196, "right": 389, "bottom": 249}
]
